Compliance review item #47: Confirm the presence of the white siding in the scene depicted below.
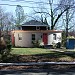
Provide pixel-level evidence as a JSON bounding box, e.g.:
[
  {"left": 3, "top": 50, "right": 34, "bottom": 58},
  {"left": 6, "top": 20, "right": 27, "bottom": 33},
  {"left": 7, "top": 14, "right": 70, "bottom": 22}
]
[
  {"left": 48, "top": 33, "right": 53, "bottom": 45},
  {"left": 53, "top": 33, "right": 62, "bottom": 44},
  {"left": 14, "top": 32, "right": 32, "bottom": 47},
  {"left": 14, "top": 32, "right": 42, "bottom": 47},
  {"left": 48, "top": 33, "right": 62, "bottom": 45},
  {"left": 13, "top": 31, "right": 62, "bottom": 47}
]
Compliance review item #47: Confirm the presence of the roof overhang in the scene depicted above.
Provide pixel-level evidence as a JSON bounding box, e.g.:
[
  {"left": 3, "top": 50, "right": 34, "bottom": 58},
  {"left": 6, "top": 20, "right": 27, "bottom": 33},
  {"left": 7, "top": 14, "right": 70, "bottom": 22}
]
[
  {"left": 11, "top": 30, "right": 62, "bottom": 33},
  {"left": 22, "top": 25, "right": 49, "bottom": 27}
]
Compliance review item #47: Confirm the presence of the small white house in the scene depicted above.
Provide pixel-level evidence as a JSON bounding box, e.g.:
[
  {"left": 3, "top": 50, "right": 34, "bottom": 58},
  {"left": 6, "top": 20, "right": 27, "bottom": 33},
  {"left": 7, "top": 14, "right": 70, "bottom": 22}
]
[
  {"left": 11, "top": 20, "right": 62, "bottom": 47},
  {"left": 11, "top": 30, "right": 62, "bottom": 47}
]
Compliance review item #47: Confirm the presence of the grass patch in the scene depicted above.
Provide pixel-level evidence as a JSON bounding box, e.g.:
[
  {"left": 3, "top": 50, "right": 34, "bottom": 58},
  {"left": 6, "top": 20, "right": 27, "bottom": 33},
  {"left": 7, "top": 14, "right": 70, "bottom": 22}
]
[
  {"left": 11, "top": 48, "right": 53, "bottom": 55},
  {"left": 6, "top": 48, "right": 75, "bottom": 63},
  {"left": 58, "top": 56, "right": 73, "bottom": 62}
]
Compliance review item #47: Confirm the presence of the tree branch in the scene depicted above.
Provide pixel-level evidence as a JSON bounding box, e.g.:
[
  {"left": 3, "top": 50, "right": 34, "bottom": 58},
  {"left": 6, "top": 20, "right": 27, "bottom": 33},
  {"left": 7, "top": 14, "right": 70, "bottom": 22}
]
[
  {"left": 68, "top": 25, "right": 74, "bottom": 30},
  {"left": 33, "top": 11, "right": 51, "bottom": 16},
  {"left": 53, "top": 7, "right": 70, "bottom": 28}
]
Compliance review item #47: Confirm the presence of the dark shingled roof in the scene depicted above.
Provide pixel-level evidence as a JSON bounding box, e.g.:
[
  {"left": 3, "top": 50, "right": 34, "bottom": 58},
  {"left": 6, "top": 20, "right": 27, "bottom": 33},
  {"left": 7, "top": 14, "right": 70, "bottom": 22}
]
[{"left": 22, "top": 20, "right": 48, "bottom": 26}]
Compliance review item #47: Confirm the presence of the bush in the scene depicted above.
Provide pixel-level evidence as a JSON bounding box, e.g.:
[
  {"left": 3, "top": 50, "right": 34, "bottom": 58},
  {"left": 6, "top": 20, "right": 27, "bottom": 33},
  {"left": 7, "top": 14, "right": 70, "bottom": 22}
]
[
  {"left": 32, "top": 40, "right": 39, "bottom": 47},
  {"left": 0, "top": 37, "right": 6, "bottom": 54},
  {"left": 7, "top": 44, "right": 12, "bottom": 50},
  {"left": 62, "top": 31, "right": 66, "bottom": 47},
  {"left": 56, "top": 42, "right": 61, "bottom": 48},
  {"left": 52, "top": 42, "right": 57, "bottom": 49},
  {"left": 32, "top": 40, "right": 44, "bottom": 48},
  {"left": 0, "top": 36, "right": 12, "bottom": 62}
]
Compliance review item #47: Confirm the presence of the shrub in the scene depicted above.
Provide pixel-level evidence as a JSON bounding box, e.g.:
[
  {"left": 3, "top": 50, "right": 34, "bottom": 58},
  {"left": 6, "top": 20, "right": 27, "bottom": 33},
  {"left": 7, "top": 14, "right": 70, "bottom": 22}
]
[
  {"left": 7, "top": 44, "right": 12, "bottom": 50},
  {"left": 0, "top": 37, "right": 6, "bottom": 53},
  {"left": 52, "top": 42, "right": 57, "bottom": 49},
  {"left": 0, "top": 36, "right": 12, "bottom": 62},
  {"left": 32, "top": 40, "right": 39, "bottom": 47},
  {"left": 32, "top": 40, "right": 44, "bottom": 48},
  {"left": 62, "top": 31, "right": 66, "bottom": 47},
  {"left": 56, "top": 42, "right": 61, "bottom": 48}
]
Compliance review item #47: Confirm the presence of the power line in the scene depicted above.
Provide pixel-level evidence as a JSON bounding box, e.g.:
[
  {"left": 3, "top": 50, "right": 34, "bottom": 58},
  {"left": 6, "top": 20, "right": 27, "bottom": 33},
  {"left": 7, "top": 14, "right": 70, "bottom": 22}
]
[
  {"left": 0, "top": 2, "right": 75, "bottom": 9},
  {"left": 2, "top": 0, "right": 75, "bottom": 6},
  {"left": 1, "top": 0, "right": 50, "bottom": 4},
  {"left": 0, "top": 3, "right": 75, "bottom": 8},
  {"left": 0, "top": 0, "right": 75, "bottom": 5},
  {"left": 0, "top": 4, "right": 50, "bottom": 9}
]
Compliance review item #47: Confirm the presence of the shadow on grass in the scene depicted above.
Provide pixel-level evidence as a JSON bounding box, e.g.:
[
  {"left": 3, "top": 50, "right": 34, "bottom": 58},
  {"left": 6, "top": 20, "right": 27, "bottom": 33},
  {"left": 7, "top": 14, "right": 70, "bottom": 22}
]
[{"left": 1, "top": 50, "right": 75, "bottom": 63}]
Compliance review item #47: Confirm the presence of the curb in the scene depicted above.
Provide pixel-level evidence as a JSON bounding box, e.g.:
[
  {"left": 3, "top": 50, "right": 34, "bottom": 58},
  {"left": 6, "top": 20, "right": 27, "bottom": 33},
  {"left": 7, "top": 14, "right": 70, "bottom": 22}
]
[{"left": 0, "top": 62, "right": 75, "bottom": 66}]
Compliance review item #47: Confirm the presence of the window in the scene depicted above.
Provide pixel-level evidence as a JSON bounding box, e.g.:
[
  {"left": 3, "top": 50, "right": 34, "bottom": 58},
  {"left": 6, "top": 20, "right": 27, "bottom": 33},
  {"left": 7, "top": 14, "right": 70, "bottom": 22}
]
[
  {"left": 41, "top": 35, "right": 42, "bottom": 38},
  {"left": 18, "top": 34, "right": 22, "bottom": 40},
  {"left": 53, "top": 34, "right": 56, "bottom": 40},
  {"left": 36, "top": 26, "right": 40, "bottom": 30},
  {"left": 32, "top": 34, "right": 35, "bottom": 40}
]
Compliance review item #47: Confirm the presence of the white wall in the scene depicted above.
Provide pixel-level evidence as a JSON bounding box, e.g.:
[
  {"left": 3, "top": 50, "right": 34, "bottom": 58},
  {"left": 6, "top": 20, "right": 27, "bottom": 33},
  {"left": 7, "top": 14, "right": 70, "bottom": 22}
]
[
  {"left": 48, "top": 33, "right": 53, "bottom": 45},
  {"left": 14, "top": 32, "right": 31, "bottom": 47},
  {"left": 14, "top": 31, "right": 42, "bottom": 47},
  {"left": 53, "top": 33, "right": 62, "bottom": 44},
  {"left": 48, "top": 33, "right": 62, "bottom": 45},
  {"left": 13, "top": 31, "right": 62, "bottom": 47}
]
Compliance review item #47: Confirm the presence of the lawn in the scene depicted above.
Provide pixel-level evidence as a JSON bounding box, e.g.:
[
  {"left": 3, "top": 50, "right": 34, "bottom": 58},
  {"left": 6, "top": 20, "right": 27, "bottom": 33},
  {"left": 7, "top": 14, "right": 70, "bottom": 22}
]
[
  {"left": 1, "top": 48, "right": 75, "bottom": 70},
  {"left": 9, "top": 48, "right": 75, "bottom": 63},
  {"left": 11, "top": 48, "right": 53, "bottom": 55},
  {"left": 1, "top": 48, "right": 75, "bottom": 63}
]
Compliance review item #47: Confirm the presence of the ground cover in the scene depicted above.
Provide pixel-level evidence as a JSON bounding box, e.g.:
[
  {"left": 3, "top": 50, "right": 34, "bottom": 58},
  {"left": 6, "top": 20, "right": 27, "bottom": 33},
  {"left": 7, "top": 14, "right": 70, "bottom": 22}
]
[
  {"left": 5, "top": 48, "right": 75, "bottom": 62},
  {"left": 10, "top": 48, "right": 53, "bottom": 55},
  {"left": 0, "top": 48, "right": 75, "bottom": 70}
]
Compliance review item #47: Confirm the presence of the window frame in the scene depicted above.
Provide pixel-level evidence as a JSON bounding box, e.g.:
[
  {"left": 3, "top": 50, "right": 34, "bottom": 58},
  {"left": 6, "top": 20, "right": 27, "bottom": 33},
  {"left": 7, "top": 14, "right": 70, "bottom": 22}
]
[
  {"left": 18, "top": 33, "right": 22, "bottom": 41},
  {"left": 36, "top": 26, "right": 40, "bottom": 30},
  {"left": 32, "top": 34, "right": 35, "bottom": 41},
  {"left": 53, "top": 34, "right": 56, "bottom": 40}
]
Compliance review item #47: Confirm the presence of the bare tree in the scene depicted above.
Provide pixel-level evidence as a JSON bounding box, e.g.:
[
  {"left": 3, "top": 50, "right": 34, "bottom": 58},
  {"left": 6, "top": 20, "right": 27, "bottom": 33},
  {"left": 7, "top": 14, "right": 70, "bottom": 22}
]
[
  {"left": 0, "top": 6, "right": 15, "bottom": 32},
  {"left": 0, "top": 6, "right": 6, "bottom": 47},
  {"left": 59, "top": 0, "right": 75, "bottom": 37},
  {"left": 31, "top": 0, "right": 74, "bottom": 30},
  {"left": 0, "top": 7, "right": 5, "bottom": 31},
  {"left": 15, "top": 5, "right": 25, "bottom": 30},
  {"left": 2, "top": 12, "right": 15, "bottom": 31},
  {"left": 26, "top": 0, "right": 49, "bottom": 26}
]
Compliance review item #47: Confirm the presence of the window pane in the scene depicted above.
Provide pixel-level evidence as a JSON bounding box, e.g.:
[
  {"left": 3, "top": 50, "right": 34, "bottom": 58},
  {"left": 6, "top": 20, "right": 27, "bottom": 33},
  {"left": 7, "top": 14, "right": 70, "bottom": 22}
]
[
  {"left": 53, "top": 34, "right": 56, "bottom": 40},
  {"left": 32, "top": 34, "right": 35, "bottom": 40},
  {"left": 18, "top": 34, "right": 22, "bottom": 40}
]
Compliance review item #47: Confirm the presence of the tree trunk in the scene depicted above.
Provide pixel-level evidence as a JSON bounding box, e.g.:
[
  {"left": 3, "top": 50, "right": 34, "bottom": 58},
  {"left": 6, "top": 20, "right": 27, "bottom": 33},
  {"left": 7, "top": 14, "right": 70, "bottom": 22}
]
[
  {"left": 0, "top": 30, "right": 1, "bottom": 45},
  {"left": 65, "top": 8, "right": 69, "bottom": 49}
]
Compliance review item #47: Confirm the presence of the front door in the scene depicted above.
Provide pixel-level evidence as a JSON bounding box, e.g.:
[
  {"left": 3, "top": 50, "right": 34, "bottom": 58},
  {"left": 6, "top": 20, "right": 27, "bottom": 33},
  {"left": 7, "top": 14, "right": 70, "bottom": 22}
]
[{"left": 43, "top": 33, "right": 48, "bottom": 45}]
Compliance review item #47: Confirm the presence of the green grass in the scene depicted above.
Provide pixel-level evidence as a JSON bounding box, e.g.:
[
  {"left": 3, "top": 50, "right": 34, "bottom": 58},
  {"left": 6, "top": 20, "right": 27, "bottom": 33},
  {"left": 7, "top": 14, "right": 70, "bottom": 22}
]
[
  {"left": 6, "top": 48, "right": 75, "bottom": 62},
  {"left": 11, "top": 48, "right": 53, "bottom": 55}
]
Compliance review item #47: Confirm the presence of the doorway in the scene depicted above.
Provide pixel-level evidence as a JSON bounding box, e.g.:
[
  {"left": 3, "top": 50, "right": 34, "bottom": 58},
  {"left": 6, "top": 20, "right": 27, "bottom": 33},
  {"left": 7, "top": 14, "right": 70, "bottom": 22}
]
[{"left": 43, "top": 33, "right": 48, "bottom": 45}]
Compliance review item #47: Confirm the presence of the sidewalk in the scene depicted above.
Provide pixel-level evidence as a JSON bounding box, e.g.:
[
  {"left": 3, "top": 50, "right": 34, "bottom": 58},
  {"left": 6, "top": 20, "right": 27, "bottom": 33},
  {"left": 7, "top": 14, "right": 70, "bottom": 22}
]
[{"left": 49, "top": 48, "right": 75, "bottom": 52}]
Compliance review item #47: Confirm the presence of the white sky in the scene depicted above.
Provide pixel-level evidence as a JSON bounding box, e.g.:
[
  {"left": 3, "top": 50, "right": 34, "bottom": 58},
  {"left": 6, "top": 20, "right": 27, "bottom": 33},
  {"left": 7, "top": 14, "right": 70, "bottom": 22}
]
[
  {"left": 0, "top": 0, "right": 59, "bottom": 15},
  {"left": 0, "top": 0, "right": 75, "bottom": 30},
  {"left": 0, "top": 0, "right": 64, "bottom": 30},
  {"left": 0, "top": 0, "right": 33, "bottom": 14}
]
